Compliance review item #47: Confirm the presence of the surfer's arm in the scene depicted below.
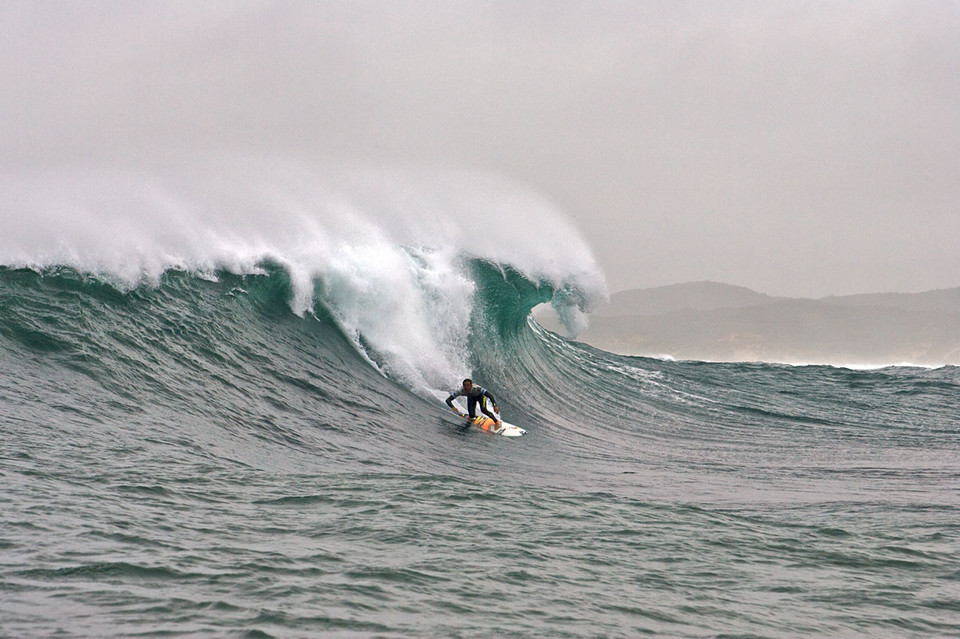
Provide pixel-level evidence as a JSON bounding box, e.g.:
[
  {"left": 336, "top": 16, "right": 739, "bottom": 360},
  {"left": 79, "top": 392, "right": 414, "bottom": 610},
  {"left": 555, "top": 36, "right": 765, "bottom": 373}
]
[
  {"left": 482, "top": 390, "right": 499, "bottom": 413},
  {"left": 445, "top": 392, "right": 463, "bottom": 414}
]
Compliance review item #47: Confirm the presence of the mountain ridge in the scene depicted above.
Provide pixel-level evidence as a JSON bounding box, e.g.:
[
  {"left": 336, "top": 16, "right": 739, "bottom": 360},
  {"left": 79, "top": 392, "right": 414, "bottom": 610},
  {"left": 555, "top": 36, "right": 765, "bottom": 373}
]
[
  {"left": 594, "top": 281, "right": 960, "bottom": 316},
  {"left": 537, "top": 282, "right": 960, "bottom": 365}
]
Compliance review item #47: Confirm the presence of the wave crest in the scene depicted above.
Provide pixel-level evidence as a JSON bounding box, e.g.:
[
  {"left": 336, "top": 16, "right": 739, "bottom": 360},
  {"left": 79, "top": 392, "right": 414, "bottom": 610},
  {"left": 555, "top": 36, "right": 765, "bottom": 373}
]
[{"left": 0, "top": 158, "right": 606, "bottom": 394}]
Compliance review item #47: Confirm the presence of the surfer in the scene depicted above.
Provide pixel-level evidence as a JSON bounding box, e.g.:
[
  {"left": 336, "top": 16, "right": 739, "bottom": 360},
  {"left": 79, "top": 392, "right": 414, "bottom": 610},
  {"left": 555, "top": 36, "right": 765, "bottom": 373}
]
[{"left": 446, "top": 379, "right": 501, "bottom": 425}]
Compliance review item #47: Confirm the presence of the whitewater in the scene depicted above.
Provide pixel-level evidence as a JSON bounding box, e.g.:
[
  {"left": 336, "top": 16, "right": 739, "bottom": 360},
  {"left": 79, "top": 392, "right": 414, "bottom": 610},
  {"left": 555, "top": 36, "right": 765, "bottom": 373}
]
[{"left": 1, "top": 160, "right": 958, "bottom": 638}]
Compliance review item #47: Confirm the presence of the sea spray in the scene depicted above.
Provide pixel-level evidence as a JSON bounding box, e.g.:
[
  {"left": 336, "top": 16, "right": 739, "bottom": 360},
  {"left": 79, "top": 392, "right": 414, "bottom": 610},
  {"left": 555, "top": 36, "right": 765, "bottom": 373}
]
[{"left": 0, "top": 157, "right": 606, "bottom": 395}]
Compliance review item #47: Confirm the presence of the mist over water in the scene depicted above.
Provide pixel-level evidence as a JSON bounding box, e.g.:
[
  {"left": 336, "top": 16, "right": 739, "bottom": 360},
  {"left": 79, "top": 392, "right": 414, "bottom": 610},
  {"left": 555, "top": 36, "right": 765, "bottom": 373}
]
[{"left": 3, "top": 1, "right": 958, "bottom": 295}]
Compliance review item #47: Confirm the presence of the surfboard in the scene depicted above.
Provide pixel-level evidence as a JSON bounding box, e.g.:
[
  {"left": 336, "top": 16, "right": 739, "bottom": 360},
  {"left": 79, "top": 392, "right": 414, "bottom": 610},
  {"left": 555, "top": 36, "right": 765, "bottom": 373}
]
[{"left": 468, "top": 415, "right": 526, "bottom": 437}]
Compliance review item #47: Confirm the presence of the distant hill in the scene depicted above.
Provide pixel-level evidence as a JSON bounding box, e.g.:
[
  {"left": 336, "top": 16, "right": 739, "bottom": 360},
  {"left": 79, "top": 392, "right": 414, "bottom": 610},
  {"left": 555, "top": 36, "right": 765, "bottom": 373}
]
[
  {"left": 820, "top": 287, "right": 960, "bottom": 314},
  {"left": 593, "top": 281, "right": 782, "bottom": 316},
  {"left": 537, "top": 283, "right": 960, "bottom": 365}
]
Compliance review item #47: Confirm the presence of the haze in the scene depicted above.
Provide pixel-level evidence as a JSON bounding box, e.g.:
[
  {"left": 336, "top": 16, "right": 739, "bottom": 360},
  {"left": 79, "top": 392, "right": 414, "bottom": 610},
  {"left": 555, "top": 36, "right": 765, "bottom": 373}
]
[{"left": 2, "top": 0, "right": 958, "bottom": 297}]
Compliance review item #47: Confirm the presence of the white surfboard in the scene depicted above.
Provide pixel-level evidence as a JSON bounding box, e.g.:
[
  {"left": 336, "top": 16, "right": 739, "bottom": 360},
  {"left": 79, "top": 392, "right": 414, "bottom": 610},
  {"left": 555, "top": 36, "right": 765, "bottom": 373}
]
[{"left": 467, "top": 414, "right": 526, "bottom": 437}]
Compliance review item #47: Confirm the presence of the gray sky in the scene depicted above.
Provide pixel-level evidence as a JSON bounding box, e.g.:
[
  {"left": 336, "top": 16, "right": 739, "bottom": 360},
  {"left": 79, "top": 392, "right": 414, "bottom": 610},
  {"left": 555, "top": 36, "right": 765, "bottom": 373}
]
[{"left": 2, "top": 0, "right": 958, "bottom": 297}]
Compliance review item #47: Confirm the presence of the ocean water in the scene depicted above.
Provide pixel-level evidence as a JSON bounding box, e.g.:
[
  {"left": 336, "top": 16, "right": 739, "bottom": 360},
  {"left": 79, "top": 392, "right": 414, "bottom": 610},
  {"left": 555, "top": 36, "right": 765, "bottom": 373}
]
[{"left": 1, "top": 163, "right": 958, "bottom": 638}]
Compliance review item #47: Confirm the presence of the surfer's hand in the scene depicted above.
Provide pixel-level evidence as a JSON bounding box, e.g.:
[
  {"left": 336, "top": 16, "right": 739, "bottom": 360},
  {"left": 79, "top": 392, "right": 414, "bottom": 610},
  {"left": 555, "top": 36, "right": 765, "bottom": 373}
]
[{"left": 494, "top": 406, "right": 500, "bottom": 414}]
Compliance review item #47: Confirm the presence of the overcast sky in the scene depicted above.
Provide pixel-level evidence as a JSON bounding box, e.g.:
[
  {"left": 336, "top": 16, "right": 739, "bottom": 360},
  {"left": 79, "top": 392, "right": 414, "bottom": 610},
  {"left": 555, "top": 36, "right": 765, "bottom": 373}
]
[{"left": 2, "top": 0, "right": 958, "bottom": 296}]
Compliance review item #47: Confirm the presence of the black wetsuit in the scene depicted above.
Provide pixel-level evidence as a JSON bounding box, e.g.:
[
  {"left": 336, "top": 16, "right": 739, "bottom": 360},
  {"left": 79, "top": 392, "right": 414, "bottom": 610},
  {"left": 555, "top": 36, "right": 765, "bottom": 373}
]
[{"left": 446, "top": 385, "right": 498, "bottom": 421}]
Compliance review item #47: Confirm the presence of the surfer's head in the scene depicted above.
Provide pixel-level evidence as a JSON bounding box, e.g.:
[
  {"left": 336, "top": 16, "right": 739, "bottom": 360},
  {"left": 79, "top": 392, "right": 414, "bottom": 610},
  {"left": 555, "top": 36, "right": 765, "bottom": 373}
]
[{"left": 462, "top": 378, "right": 472, "bottom": 391}]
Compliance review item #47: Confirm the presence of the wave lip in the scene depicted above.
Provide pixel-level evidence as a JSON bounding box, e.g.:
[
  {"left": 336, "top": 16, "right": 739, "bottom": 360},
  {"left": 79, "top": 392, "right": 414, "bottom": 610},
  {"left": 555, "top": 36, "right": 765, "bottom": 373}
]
[{"left": 0, "top": 159, "right": 606, "bottom": 394}]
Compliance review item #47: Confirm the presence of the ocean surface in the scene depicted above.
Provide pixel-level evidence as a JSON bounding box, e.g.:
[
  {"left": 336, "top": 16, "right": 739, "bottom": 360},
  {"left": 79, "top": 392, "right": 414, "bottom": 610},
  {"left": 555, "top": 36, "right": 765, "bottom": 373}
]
[{"left": 1, "top": 163, "right": 958, "bottom": 638}]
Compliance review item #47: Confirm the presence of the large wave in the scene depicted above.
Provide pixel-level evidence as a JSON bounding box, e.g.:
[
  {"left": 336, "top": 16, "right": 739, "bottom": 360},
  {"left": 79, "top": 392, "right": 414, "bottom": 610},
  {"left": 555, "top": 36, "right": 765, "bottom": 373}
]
[{"left": 0, "top": 158, "right": 606, "bottom": 396}]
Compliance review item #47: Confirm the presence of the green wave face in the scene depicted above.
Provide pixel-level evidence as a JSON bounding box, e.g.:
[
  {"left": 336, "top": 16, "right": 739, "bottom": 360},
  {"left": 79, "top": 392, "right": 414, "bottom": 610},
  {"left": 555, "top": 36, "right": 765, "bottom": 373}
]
[
  {"left": 0, "top": 266, "right": 406, "bottom": 466},
  {"left": 2, "top": 263, "right": 957, "bottom": 490}
]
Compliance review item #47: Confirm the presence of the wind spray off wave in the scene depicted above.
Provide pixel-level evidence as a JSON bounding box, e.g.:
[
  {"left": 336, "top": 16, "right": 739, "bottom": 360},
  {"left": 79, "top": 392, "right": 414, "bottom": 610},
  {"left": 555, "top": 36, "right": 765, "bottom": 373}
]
[{"left": 0, "top": 158, "right": 606, "bottom": 394}]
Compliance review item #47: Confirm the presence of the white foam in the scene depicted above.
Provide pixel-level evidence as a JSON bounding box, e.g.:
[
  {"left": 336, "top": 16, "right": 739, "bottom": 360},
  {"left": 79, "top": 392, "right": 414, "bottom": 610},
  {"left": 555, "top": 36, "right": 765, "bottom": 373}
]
[{"left": 0, "top": 158, "right": 607, "bottom": 394}]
